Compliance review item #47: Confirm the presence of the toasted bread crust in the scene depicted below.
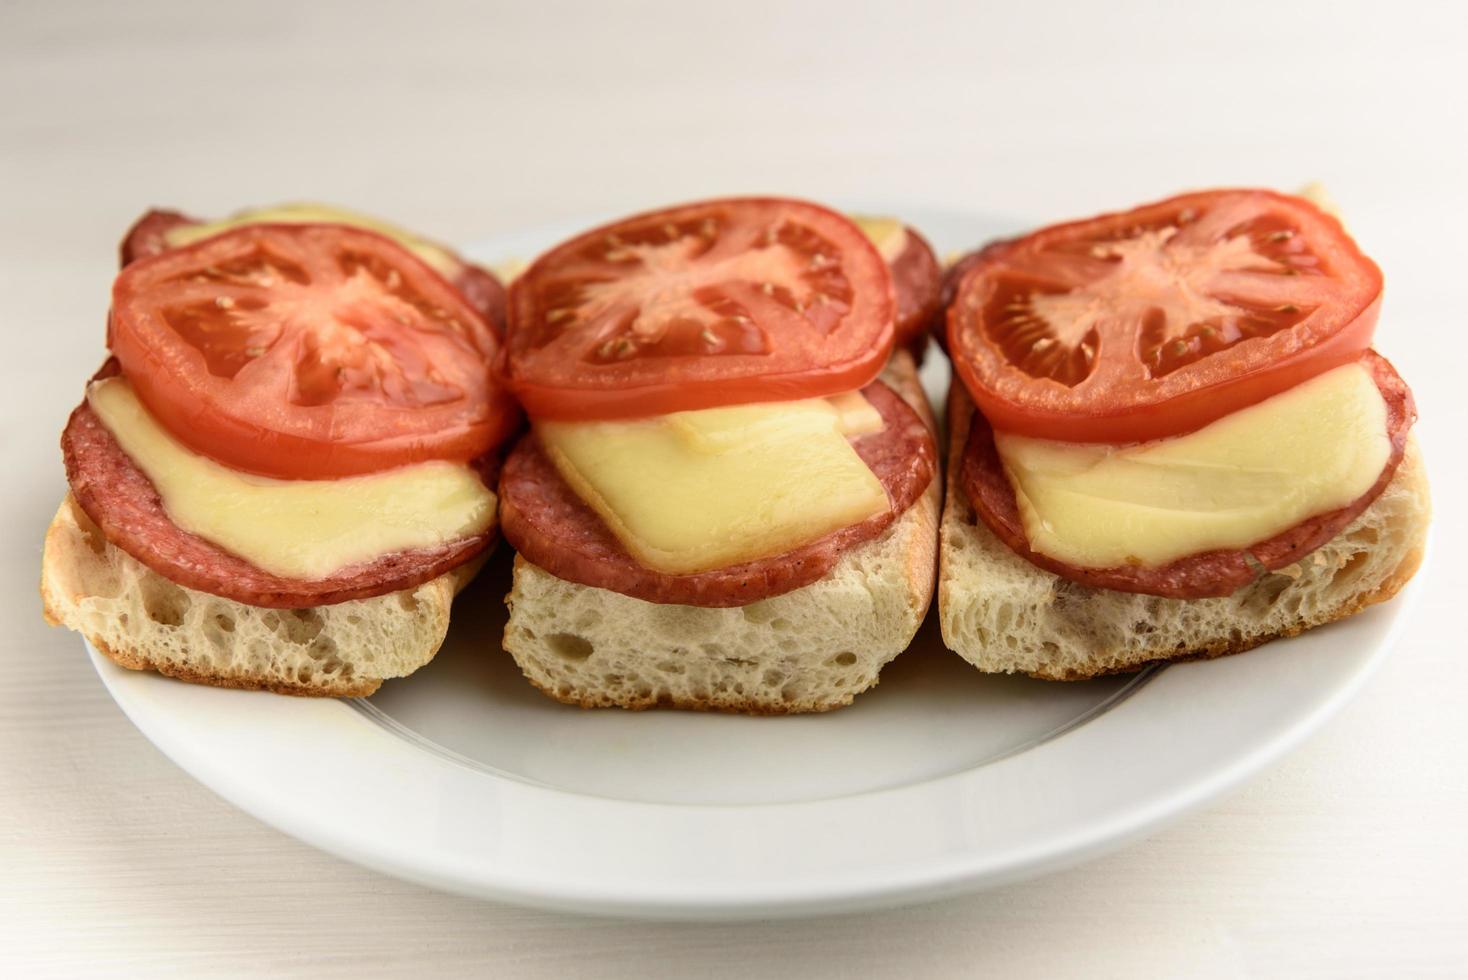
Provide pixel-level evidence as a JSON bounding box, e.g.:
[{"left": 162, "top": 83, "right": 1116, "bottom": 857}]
[
  {"left": 83, "top": 631, "right": 384, "bottom": 697},
  {"left": 516, "top": 651, "right": 860, "bottom": 715},
  {"left": 1023, "top": 536, "right": 1426, "bottom": 680},
  {"left": 42, "top": 495, "right": 483, "bottom": 697}
]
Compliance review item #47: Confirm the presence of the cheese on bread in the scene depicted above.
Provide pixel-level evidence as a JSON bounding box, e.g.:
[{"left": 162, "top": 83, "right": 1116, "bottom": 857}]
[
  {"left": 88, "top": 378, "right": 495, "bottom": 581},
  {"left": 537, "top": 395, "right": 889, "bottom": 576},
  {"left": 993, "top": 361, "right": 1392, "bottom": 569},
  {"left": 852, "top": 214, "right": 909, "bottom": 262}
]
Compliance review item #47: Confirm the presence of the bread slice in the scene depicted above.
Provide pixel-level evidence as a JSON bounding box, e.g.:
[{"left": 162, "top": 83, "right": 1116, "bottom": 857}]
[
  {"left": 41, "top": 495, "right": 482, "bottom": 697},
  {"left": 937, "top": 385, "right": 1431, "bottom": 680},
  {"left": 500, "top": 351, "right": 942, "bottom": 714}
]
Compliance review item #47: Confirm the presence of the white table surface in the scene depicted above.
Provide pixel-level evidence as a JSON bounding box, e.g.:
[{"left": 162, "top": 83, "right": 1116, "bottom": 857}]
[{"left": 4, "top": 1, "right": 1466, "bottom": 976}]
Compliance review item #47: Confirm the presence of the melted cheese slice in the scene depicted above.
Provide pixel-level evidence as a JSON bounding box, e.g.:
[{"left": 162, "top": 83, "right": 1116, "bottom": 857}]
[
  {"left": 994, "top": 362, "right": 1391, "bottom": 569},
  {"left": 88, "top": 379, "right": 495, "bottom": 581},
  {"left": 852, "top": 214, "right": 909, "bottom": 262},
  {"left": 163, "top": 202, "right": 461, "bottom": 278},
  {"left": 538, "top": 396, "right": 889, "bottom": 575},
  {"left": 827, "top": 390, "right": 885, "bottom": 436}
]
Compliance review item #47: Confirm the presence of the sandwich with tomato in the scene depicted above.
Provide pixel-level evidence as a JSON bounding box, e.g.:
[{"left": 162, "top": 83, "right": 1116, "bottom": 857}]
[
  {"left": 42, "top": 206, "right": 518, "bottom": 696},
  {"left": 936, "top": 189, "right": 1429, "bottom": 679},
  {"left": 496, "top": 197, "right": 941, "bottom": 713}
]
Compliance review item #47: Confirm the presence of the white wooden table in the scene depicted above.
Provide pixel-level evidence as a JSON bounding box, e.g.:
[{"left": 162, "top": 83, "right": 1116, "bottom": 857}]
[{"left": 4, "top": 2, "right": 1465, "bottom": 975}]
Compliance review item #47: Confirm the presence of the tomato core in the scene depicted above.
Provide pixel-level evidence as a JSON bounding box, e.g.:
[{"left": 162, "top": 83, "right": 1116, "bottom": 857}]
[{"left": 110, "top": 223, "right": 515, "bottom": 479}]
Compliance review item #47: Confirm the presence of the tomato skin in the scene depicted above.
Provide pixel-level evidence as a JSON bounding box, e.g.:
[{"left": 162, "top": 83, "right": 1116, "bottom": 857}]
[
  {"left": 504, "top": 357, "right": 888, "bottom": 422},
  {"left": 946, "top": 190, "right": 1383, "bottom": 444},
  {"left": 504, "top": 197, "right": 895, "bottom": 420},
  {"left": 110, "top": 223, "right": 517, "bottom": 479}
]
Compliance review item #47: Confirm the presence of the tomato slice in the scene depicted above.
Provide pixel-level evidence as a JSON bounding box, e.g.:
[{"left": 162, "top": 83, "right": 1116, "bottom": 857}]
[
  {"left": 946, "top": 189, "right": 1383, "bottom": 443},
  {"left": 504, "top": 197, "right": 895, "bottom": 419},
  {"left": 110, "top": 223, "right": 517, "bottom": 479}
]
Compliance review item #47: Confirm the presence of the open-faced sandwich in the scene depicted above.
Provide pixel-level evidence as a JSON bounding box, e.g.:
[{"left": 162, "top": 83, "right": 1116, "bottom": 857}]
[
  {"left": 42, "top": 206, "right": 518, "bottom": 695},
  {"left": 936, "top": 189, "right": 1430, "bottom": 679},
  {"left": 495, "top": 197, "right": 941, "bottom": 713}
]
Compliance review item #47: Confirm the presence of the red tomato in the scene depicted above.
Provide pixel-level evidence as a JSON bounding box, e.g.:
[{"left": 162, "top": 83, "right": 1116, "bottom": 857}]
[
  {"left": 504, "top": 197, "right": 895, "bottom": 419},
  {"left": 110, "top": 223, "right": 517, "bottom": 479},
  {"left": 946, "top": 189, "right": 1383, "bottom": 443}
]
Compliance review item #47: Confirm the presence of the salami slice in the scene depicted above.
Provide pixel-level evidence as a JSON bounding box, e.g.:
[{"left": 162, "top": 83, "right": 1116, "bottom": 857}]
[
  {"left": 890, "top": 225, "right": 943, "bottom": 357},
  {"left": 61, "top": 368, "right": 497, "bottom": 608},
  {"left": 958, "top": 350, "right": 1416, "bottom": 598},
  {"left": 118, "top": 208, "right": 507, "bottom": 332},
  {"left": 499, "top": 381, "right": 937, "bottom": 607}
]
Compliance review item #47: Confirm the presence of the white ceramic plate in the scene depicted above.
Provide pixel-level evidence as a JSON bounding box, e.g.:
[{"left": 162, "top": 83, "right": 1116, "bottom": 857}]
[{"left": 86, "top": 206, "right": 1425, "bottom": 920}]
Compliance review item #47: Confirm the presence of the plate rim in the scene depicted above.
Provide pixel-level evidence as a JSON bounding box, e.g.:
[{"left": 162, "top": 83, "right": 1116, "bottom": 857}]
[{"left": 87, "top": 566, "right": 1424, "bottom": 919}]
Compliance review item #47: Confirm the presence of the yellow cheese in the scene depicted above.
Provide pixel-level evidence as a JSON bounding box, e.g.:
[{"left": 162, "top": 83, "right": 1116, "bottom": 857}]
[
  {"left": 993, "top": 362, "right": 1391, "bottom": 569},
  {"left": 851, "top": 214, "right": 909, "bottom": 262},
  {"left": 163, "top": 202, "right": 461, "bottom": 278},
  {"left": 538, "top": 396, "right": 889, "bottom": 575},
  {"left": 827, "top": 389, "right": 885, "bottom": 436},
  {"left": 88, "top": 378, "right": 495, "bottom": 581},
  {"left": 1298, "top": 182, "right": 1343, "bottom": 221},
  {"left": 491, "top": 257, "right": 527, "bottom": 285}
]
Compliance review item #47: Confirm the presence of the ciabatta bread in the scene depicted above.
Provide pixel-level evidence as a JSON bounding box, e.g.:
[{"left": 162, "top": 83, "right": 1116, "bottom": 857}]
[
  {"left": 500, "top": 351, "right": 941, "bottom": 714},
  {"left": 41, "top": 495, "right": 481, "bottom": 696},
  {"left": 937, "top": 385, "right": 1431, "bottom": 680}
]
